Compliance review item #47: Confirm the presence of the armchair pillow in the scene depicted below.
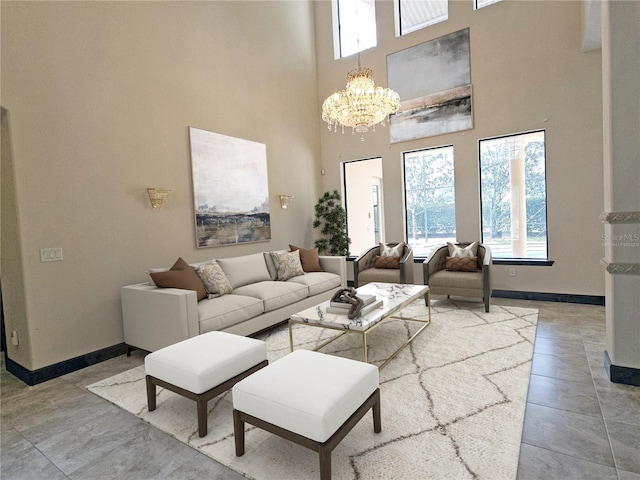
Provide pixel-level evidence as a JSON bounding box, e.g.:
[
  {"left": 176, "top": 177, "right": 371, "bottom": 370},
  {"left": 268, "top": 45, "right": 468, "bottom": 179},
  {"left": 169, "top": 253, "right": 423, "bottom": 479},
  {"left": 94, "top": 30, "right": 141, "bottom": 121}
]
[
  {"left": 289, "top": 245, "right": 323, "bottom": 272},
  {"left": 445, "top": 256, "right": 478, "bottom": 272},
  {"left": 447, "top": 241, "right": 478, "bottom": 258},
  {"left": 149, "top": 257, "right": 207, "bottom": 301},
  {"left": 380, "top": 242, "right": 405, "bottom": 257},
  {"left": 271, "top": 250, "right": 305, "bottom": 281},
  {"left": 374, "top": 255, "right": 401, "bottom": 269}
]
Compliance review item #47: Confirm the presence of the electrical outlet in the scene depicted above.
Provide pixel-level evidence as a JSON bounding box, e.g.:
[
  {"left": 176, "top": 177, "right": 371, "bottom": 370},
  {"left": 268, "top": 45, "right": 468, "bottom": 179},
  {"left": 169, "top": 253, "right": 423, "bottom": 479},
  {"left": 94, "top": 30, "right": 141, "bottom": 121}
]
[
  {"left": 40, "top": 247, "right": 63, "bottom": 262},
  {"left": 509, "top": 268, "right": 516, "bottom": 276}
]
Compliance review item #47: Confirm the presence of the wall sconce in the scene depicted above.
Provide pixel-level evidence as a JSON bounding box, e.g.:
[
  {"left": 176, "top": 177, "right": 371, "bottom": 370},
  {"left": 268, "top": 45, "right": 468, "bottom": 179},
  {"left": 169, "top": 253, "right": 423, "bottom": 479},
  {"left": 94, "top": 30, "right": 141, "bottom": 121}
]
[
  {"left": 279, "top": 195, "right": 294, "bottom": 209},
  {"left": 147, "top": 188, "right": 172, "bottom": 208}
]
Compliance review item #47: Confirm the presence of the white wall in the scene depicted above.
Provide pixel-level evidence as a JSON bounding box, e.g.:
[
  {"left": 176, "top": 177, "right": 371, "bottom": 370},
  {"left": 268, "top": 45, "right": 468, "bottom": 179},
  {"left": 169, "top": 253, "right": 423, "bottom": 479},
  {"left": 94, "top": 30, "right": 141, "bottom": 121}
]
[
  {"left": 315, "top": 0, "right": 604, "bottom": 295},
  {"left": 1, "top": 1, "right": 321, "bottom": 370}
]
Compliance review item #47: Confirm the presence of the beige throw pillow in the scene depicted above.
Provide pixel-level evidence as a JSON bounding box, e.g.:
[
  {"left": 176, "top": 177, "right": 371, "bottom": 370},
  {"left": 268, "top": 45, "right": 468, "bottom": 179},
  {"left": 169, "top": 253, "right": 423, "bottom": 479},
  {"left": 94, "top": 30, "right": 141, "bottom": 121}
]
[
  {"left": 271, "top": 250, "right": 305, "bottom": 281},
  {"left": 195, "top": 260, "right": 233, "bottom": 297}
]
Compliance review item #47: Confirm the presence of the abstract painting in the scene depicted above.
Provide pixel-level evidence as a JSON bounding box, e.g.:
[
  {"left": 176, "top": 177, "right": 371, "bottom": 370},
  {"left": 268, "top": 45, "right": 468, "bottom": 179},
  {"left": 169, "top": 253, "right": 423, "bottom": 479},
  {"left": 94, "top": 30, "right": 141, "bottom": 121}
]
[
  {"left": 189, "top": 127, "right": 271, "bottom": 247},
  {"left": 387, "top": 28, "right": 472, "bottom": 143}
]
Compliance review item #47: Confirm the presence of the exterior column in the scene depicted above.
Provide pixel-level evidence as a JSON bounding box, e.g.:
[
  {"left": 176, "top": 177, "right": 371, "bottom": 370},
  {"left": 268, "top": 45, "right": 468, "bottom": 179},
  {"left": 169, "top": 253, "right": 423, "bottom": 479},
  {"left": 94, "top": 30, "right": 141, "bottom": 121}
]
[
  {"left": 509, "top": 138, "right": 527, "bottom": 258},
  {"left": 601, "top": 0, "right": 640, "bottom": 386}
]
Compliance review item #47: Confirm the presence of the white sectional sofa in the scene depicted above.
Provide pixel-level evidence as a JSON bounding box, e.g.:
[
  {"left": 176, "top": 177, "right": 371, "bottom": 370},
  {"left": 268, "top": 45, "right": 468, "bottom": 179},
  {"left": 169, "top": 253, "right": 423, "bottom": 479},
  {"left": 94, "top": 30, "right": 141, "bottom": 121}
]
[{"left": 121, "top": 251, "right": 346, "bottom": 353}]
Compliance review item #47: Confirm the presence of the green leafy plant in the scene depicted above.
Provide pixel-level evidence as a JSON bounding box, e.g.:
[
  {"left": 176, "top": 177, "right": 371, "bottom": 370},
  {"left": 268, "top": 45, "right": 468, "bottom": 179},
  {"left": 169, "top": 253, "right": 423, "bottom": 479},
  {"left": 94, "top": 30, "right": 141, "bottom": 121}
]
[{"left": 313, "top": 190, "right": 351, "bottom": 256}]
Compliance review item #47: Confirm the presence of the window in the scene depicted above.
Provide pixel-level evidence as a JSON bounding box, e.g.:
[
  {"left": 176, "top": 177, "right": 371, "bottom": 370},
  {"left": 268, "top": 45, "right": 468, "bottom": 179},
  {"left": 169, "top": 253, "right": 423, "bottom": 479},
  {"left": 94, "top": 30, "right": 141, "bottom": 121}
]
[
  {"left": 403, "top": 146, "right": 456, "bottom": 257},
  {"left": 344, "top": 158, "right": 384, "bottom": 256},
  {"left": 336, "top": 0, "right": 377, "bottom": 58},
  {"left": 474, "top": 0, "right": 501, "bottom": 10},
  {"left": 396, "top": 0, "right": 448, "bottom": 36},
  {"left": 479, "top": 130, "right": 548, "bottom": 259}
]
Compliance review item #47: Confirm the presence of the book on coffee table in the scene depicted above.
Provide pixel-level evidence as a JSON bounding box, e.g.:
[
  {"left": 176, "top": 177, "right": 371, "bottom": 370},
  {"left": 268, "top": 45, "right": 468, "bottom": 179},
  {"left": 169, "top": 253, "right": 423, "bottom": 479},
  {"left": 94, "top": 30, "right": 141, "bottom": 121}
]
[
  {"left": 329, "top": 294, "right": 377, "bottom": 308},
  {"left": 326, "top": 299, "right": 383, "bottom": 316}
]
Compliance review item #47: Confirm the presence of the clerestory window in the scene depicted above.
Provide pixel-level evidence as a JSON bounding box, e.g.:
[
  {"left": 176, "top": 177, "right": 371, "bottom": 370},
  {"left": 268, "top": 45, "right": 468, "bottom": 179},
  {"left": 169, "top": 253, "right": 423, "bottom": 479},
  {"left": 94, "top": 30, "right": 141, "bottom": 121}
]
[{"left": 335, "top": 0, "right": 377, "bottom": 59}]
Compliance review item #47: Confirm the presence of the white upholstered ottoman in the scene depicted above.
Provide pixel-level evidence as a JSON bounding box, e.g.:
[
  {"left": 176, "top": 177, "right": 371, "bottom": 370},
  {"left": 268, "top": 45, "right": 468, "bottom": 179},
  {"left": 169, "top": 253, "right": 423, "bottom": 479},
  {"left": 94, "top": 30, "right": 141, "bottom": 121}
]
[
  {"left": 232, "top": 349, "right": 381, "bottom": 480},
  {"left": 145, "top": 331, "right": 268, "bottom": 437}
]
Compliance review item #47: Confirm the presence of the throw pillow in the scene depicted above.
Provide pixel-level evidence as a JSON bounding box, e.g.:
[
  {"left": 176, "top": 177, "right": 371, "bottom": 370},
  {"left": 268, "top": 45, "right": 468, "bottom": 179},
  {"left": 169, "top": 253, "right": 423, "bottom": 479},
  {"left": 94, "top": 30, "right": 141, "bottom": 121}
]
[
  {"left": 445, "top": 256, "right": 479, "bottom": 272},
  {"left": 447, "top": 241, "right": 478, "bottom": 258},
  {"left": 149, "top": 257, "right": 207, "bottom": 301},
  {"left": 374, "top": 255, "right": 400, "bottom": 269},
  {"left": 289, "top": 244, "right": 323, "bottom": 272},
  {"left": 271, "top": 250, "right": 305, "bottom": 281},
  {"left": 195, "top": 260, "right": 233, "bottom": 297},
  {"left": 380, "top": 242, "right": 405, "bottom": 257}
]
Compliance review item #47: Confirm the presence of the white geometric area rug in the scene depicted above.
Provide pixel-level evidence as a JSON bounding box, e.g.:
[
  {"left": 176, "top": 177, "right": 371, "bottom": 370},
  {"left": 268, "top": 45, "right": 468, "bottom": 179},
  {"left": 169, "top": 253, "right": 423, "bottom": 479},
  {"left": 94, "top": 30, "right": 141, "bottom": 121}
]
[{"left": 88, "top": 300, "right": 538, "bottom": 480}]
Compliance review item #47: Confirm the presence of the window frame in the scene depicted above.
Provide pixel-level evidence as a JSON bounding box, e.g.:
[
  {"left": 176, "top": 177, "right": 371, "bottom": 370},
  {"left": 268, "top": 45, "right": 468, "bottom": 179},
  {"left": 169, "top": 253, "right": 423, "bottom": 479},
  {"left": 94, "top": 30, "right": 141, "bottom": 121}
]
[
  {"left": 473, "top": 0, "right": 501, "bottom": 11},
  {"left": 402, "top": 144, "right": 457, "bottom": 258},
  {"left": 478, "top": 129, "right": 553, "bottom": 265},
  {"left": 395, "top": 0, "right": 449, "bottom": 37},
  {"left": 334, "top": 0, "right": 377, "bottom": 59}
]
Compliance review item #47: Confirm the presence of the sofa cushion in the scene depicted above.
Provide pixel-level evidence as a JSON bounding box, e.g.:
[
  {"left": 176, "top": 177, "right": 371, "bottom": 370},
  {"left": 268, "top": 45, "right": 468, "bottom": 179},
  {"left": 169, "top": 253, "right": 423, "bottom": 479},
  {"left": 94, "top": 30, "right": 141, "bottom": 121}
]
[
  {"left": 234, "top": 281, "right": 308, "bottom": 312},
  {"left": 271, "top": 250, "right": 305, "bottom": 281},
  {"left": 198, "top": 294, "right": 265, "bottom": 333},
  {"left": 289, "top": 245, "right": 323, "bottom": 272},
  {"left": 149, "top": 257, "right": 207, "bottom": 301},
  {"left": 217, "top": 253, "right": 271, "bottom": 289},
  {"left": 287, "top": 272, "right": 342, "bottom": 296}
]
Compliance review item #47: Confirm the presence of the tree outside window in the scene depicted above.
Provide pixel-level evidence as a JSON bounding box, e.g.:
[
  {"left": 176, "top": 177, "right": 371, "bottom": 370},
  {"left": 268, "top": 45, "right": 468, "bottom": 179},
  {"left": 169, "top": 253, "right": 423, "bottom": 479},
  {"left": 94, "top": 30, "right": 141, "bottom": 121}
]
[{"left": 403, "top": 146, "right": 456, "bottom": 257}]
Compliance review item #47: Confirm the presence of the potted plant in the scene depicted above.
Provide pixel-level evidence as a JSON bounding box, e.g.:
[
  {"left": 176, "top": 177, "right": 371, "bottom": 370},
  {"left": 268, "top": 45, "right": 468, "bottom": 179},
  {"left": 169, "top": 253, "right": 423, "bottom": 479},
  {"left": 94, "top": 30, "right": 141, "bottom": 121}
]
[{"left": 313, "top": 190, "right": 350, "bottom": 256}]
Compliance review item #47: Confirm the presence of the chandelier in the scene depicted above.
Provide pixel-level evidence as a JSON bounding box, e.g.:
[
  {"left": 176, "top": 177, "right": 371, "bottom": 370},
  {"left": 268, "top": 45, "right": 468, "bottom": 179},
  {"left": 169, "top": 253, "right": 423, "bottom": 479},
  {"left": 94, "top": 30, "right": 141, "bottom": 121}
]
[{"left": 322, "top": 55, "right": 400, "bottom": 135}]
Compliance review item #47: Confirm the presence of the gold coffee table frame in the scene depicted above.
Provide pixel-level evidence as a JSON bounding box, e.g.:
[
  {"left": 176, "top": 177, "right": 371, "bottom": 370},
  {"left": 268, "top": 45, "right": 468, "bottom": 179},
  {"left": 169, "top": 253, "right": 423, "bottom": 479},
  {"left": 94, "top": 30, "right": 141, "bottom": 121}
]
[{"left": 289, "top": 286, "right": 430, "bottom": 370}]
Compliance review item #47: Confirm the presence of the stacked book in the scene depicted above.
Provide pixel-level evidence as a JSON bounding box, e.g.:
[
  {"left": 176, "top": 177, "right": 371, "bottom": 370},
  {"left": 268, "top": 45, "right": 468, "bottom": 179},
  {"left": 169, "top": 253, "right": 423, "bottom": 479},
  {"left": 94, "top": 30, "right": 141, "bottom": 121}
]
[{"left": 325, "top": 294, "right": 383, "bottom": 317}]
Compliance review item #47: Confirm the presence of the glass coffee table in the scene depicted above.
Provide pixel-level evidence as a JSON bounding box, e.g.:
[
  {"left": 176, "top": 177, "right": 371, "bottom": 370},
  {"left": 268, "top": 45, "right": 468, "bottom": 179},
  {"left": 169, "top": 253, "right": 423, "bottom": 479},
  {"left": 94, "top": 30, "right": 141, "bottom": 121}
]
[{"left": 289, "top": 283, "right": 430, "bottom": 370}]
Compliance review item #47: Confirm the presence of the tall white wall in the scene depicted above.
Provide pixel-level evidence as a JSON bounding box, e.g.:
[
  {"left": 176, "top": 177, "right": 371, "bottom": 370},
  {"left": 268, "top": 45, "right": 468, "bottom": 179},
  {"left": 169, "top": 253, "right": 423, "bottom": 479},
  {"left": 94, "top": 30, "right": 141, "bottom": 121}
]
[
  {"left": 315, "top": 0, "right": 604, "bottom": 295},
  {"left": 1, "top": 1, "right": 321, "bottom": 371}
]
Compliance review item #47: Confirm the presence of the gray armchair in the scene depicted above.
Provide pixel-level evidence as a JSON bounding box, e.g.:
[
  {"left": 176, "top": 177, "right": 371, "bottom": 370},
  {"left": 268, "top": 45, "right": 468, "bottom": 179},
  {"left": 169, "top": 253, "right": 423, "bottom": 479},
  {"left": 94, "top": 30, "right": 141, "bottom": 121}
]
[
  {"left": 422, "top": 243, "right": 493, "bottom": 312},
  {"left": 353, "top": 243, "right": 414, "bottom": 287}
]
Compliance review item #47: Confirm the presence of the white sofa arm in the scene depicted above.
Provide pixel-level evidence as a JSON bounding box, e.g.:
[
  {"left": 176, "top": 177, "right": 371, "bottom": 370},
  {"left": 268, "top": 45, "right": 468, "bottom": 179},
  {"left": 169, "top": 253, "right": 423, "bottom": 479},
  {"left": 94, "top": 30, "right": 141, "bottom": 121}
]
[
  {"left": 319, "top": 256, "right": 347, "bottom": 287},
  {"left": 121, "top": 283, "right": 200, "bottom": 353}
]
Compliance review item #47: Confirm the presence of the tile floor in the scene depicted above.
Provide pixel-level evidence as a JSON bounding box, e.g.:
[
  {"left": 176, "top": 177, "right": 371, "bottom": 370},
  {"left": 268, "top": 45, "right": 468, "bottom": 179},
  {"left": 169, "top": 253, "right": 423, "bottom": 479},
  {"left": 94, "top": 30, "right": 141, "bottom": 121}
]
[{"left": 1, "top": 298, "right": 639, "bottom": 479}]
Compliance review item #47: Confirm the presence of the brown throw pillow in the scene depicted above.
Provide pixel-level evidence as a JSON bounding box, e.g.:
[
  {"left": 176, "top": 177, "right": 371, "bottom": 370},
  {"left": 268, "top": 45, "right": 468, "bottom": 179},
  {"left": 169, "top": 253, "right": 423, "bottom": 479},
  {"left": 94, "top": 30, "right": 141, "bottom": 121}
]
[
  {"left": 445, "top": 256, "right": 478, "bottom": 272},
  {"left": 149, "top": 257, "right": 207, "bottom": 301},
  {"left": 374, "top": 255, "right": 400, "bottom": 269},
  {"left": 289, "top": 245, "right": 323, "bottom": 272}
]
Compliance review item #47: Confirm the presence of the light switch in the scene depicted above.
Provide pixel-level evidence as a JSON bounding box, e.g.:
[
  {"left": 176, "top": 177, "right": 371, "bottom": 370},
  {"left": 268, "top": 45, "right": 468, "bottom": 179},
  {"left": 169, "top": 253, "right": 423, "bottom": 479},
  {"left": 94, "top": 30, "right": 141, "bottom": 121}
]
[{"left": 40, "top": 247, "right": 63, "bottom": 262}]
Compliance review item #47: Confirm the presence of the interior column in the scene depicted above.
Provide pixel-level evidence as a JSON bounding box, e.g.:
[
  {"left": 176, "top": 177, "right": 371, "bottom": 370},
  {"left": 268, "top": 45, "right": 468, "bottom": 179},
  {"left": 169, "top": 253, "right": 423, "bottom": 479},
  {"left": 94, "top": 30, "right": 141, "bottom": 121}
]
[{"left": 601, "top": 0, "right": 640, "bottom": 386}]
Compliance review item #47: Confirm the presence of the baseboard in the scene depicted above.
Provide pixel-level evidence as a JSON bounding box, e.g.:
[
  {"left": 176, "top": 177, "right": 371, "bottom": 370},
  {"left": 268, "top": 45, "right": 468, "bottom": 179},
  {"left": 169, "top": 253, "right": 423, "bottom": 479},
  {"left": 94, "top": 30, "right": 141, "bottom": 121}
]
[
  {"left": 604, "top": 350, "right": 640, "bottom": 387},
  {"left": 4, "top": 343, "right": 127, "bottom": 386},
  {"left": 492, "top": 290, "right": 605, "bottom": 305}
]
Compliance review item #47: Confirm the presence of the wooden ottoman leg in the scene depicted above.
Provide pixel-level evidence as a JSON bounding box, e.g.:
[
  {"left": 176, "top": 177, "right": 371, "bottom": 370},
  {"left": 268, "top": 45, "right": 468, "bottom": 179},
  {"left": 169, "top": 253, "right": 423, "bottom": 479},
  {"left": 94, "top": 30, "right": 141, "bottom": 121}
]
[
  {"left": 233, "top": 410, "right": 245, "bottom": 456},
  {"left": 319, "top": 446, "right": 332, "bottom": 480},
  {"left": 197, "top": 396, "right": 208, "bottom": 438},
  {"left": 146, "top": 375, "right": 156, "bottom": 412},
  {"left": 372, "top": 389, "right": 382, "bottom": 433}
]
